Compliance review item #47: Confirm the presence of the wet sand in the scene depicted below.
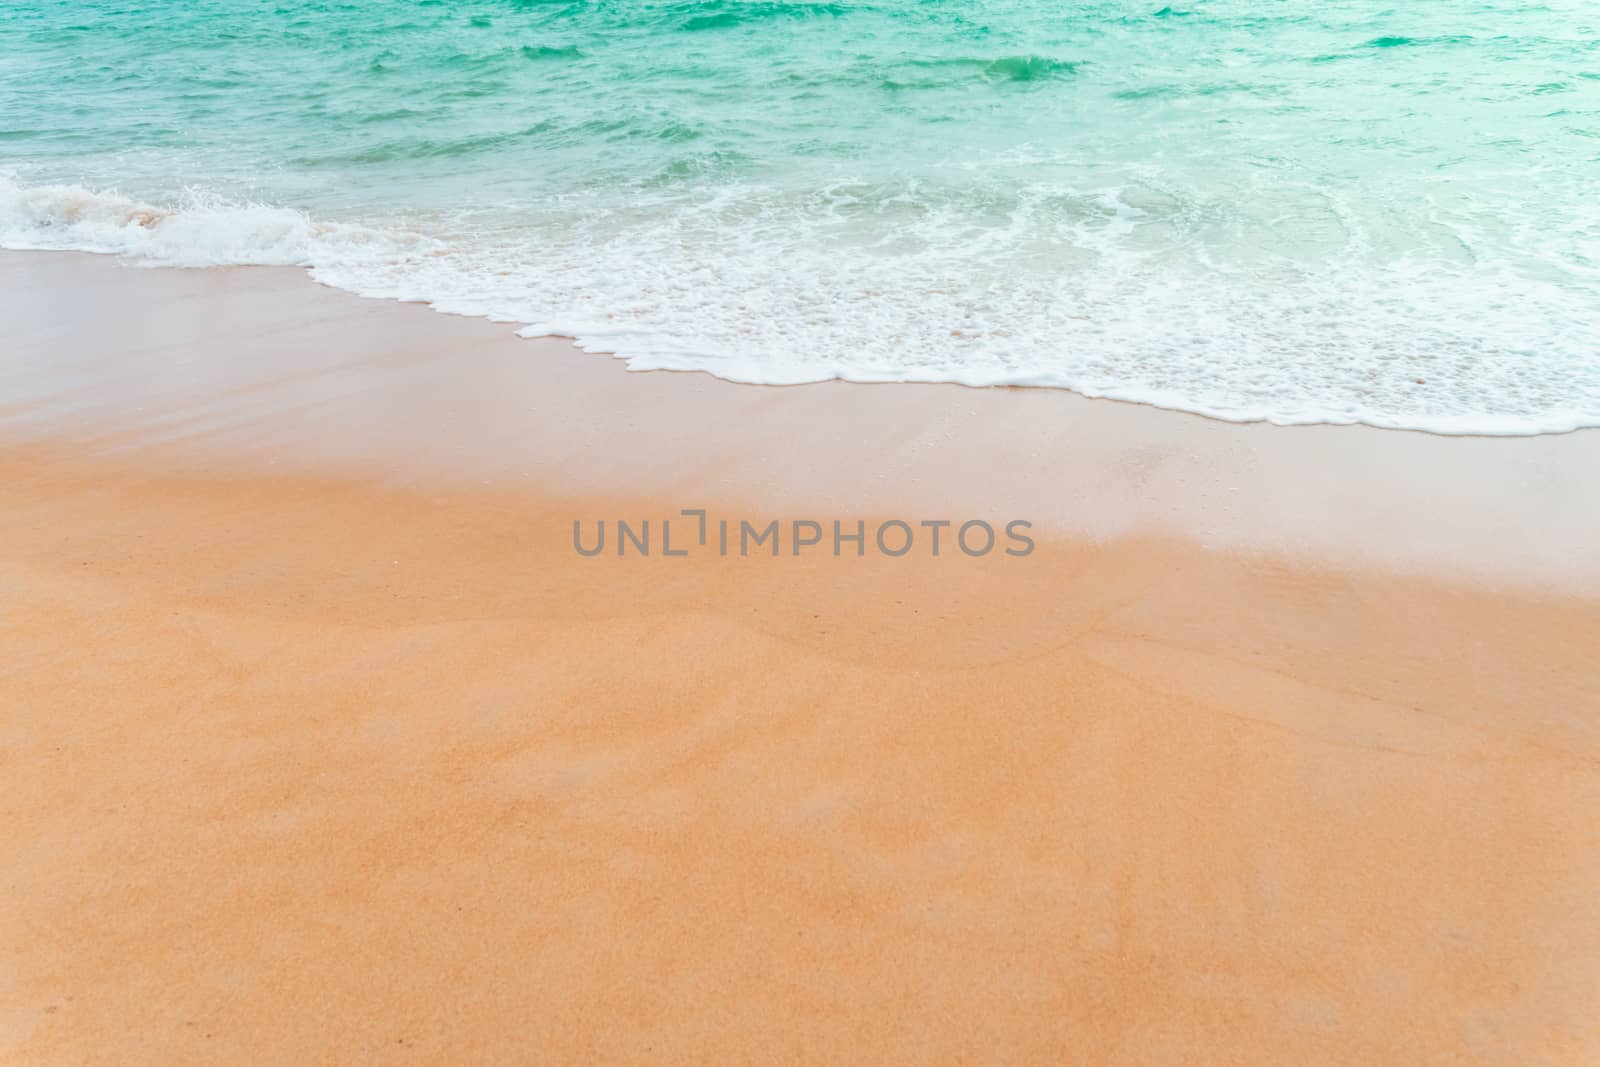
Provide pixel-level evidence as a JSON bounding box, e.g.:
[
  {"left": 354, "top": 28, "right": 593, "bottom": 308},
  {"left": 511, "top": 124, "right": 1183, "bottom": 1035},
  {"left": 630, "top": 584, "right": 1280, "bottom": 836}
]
[{"left": 2, "top": 251, "right": 1598, "bottom": 1063}]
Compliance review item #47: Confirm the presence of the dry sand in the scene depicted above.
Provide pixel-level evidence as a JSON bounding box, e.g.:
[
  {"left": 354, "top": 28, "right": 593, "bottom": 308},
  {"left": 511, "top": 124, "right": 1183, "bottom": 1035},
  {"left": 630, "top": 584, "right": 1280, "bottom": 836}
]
[{"left": 2, "top": 251, "right": 1598, "bottom": 1063}]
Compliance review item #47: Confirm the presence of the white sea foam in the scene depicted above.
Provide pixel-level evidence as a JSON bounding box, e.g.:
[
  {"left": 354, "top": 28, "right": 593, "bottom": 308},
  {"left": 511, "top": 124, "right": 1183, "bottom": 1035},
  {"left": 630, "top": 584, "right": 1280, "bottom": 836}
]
[
  {"left": 0, "top": 176, "right": 420, "bottom": 268},
  {"left": 5, "top": 175, "right": 1598, "bottom": 436}
]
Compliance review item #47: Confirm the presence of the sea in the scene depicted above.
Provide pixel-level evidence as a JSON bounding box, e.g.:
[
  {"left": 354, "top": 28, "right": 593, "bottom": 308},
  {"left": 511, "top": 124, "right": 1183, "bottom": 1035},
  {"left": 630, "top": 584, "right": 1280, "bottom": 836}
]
[{"left": 3, "top": 0, "right": 1598, "bottom": 433}]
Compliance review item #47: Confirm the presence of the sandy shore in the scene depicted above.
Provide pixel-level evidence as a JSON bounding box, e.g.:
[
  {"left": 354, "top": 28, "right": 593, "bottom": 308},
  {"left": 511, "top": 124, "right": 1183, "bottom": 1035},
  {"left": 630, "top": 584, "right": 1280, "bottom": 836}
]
[{"left": 3, "top": 251, "right": 1598, "bottom": 1063}]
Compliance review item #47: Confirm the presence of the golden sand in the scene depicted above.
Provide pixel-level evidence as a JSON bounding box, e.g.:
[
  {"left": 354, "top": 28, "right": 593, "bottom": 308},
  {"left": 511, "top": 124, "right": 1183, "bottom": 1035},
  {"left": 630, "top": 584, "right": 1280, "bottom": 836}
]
[{"left": 2, "top": 252, "right": 1597, "bottom": 1063}]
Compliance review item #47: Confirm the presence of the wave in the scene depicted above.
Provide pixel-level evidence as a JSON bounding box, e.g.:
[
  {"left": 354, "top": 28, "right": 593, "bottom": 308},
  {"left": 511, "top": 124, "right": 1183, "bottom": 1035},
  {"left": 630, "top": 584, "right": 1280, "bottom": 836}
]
[
  {"left": 678, "top": 1, "right": 852, "bottom": 31},
  {"left": 883, "top": 55, "right": 1081, "bottom": 89},
  {"left": 0, "top": 176, "right": 421, "bottom": 267},
  {"left": 3, "top": 175, "right": 1597, "bottom": 437},
  {"left": 521, "top": 44, "right": 585, "bottom": 60},
  {"left": 1, "top": 178, "right": 313, "bottom": 266},
  {"left": 1364, "top": 35, "right": 1474, "bottom": 49}
]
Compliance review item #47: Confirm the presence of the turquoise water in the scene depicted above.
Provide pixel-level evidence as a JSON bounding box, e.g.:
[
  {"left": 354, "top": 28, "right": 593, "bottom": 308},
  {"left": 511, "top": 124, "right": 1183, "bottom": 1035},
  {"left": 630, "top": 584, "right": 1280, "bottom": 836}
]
[{"left": 3, "top": 0, "right": 1598, "bottom": 432}]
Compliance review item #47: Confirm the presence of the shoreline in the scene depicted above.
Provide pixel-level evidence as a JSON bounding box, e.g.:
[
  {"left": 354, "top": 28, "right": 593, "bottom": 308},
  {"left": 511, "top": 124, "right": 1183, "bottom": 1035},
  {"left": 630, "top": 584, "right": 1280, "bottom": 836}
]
[
  {"left": 5, "top": 163, "right": 1597, "bottom": 441},
  {"left": 9, "top": 235, "right": 1600, "bottom": 439},
  {"left": 3, "top": 248, "right": 1599, "bottom": 1062},
  {"left": 6, "top": 249, "right": 1600, "bottom": 592}
]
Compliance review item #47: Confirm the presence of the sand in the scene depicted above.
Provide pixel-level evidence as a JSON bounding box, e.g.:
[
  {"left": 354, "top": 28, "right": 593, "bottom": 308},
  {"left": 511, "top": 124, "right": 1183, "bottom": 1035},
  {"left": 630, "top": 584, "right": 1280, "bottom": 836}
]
[{"left": 2, "top": 251, "right": 1598, "bottom": 1064}]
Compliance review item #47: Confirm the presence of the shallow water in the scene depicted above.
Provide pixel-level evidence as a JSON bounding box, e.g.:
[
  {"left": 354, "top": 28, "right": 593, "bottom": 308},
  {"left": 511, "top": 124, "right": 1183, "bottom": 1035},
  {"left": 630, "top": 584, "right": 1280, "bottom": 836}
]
[{"left": 3, "top": 0, "right": 1598, "bottom": 432}]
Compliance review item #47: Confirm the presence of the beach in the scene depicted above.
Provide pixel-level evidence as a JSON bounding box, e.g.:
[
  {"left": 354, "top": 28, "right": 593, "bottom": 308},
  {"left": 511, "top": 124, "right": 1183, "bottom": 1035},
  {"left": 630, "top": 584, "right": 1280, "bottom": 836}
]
[{"left": 3, "top": 250, "right": 1598, "bottom": 1063}]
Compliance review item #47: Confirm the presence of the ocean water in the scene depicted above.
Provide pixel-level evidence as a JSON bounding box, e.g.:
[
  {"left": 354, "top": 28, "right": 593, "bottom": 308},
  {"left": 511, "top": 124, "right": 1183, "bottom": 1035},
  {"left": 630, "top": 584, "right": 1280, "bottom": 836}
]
[{"left": 2, "top": 0, "right": 1598, "bottom": 434}]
